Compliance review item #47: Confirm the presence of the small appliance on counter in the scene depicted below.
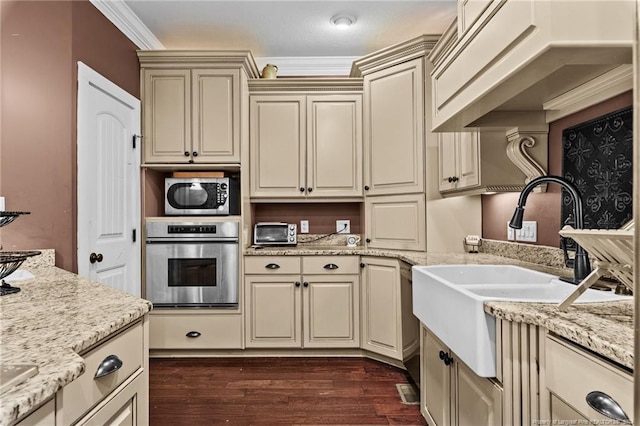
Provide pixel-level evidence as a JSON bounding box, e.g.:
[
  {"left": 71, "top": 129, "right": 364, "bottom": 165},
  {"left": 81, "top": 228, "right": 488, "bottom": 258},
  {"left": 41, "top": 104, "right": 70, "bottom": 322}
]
[
  {"left": 254, "top": 222, "right": 297, "bottom": 246},
  {"left": 165, "top": 177, "right": 239, "bottom": 216}
]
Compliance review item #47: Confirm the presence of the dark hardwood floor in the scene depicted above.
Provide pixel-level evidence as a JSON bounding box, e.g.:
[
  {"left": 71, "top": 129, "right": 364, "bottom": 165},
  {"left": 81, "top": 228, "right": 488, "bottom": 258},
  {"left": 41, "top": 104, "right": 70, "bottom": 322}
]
[{"left": 149, "top": 357, "right": 428, "bottom": 425}]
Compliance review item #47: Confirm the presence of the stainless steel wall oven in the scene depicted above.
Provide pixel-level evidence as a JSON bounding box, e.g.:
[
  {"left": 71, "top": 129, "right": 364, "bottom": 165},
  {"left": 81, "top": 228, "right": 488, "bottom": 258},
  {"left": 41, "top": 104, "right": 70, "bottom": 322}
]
[{"left": 145, "top": 221, "right": 239, "bottom": 307}]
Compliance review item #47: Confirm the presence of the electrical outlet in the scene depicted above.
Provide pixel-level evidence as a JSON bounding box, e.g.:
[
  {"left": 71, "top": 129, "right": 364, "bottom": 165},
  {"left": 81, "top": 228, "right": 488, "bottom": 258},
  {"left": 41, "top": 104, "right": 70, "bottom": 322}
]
[
  {"left": 300, "top": 220, "right": 309, "bottom": 233},
  {"left": 336, "top": 220, "right": 350, "bottom": 234},
  {"left": 507, "top": 222, "right": 515, "bottom": 241},
  {"left": 516, "top": 221, "right": 537, "bottom": 243}
]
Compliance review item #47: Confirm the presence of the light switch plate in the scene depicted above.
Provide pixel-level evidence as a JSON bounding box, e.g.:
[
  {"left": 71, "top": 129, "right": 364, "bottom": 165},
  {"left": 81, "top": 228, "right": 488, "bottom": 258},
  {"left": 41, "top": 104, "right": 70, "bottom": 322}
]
[
  {"left": 300, "top": 220, "right": 309, "bottom": 233},
  {"left": 516, "top": 221, "right": 537, "bottom": 243},
  {"left": 507, "top": 222, "right": 515, "bottom": 241}
]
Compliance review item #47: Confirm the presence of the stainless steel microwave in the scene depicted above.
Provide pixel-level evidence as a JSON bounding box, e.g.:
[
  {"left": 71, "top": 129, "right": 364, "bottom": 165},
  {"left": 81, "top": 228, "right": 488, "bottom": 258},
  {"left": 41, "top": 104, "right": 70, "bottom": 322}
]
[
  {"left": 165, "top": 177, "right": 239, "bottom": 216},
  {"left": 254, "top": 222, "right": 297, "bottom": 246}
]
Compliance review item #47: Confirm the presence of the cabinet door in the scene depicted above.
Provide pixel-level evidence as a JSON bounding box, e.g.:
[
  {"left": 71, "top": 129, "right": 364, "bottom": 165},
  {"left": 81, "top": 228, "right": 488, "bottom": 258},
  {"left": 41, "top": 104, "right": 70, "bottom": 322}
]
[
  {"left": 360, "top": 257, "right": 402, "bottom": 360},
  {"left": 422, "top": 327, "right": 452, "bottom": 426},
  {"left": 365, "top": 193, "right": 426, "bottom": 251},
  {"left": 192, "top": 69, "right": 240, "bottom": 162},
  {"left": 245, "top": 275, "right": 302, "bottom": 347},
  {"left": 364, "top": 58, "right": 424, "bottom": 195},
  {"left": 250, "top": 95, "right": 306, "bottom": 197},
  {"left": 456, "top": 131, "right": 480, "bottom": 189},
  {"left": 306, "top": 95, "right": 362, "bottom": 197},
  {"left": 77, "top": 372, "right": 145, "bottom": 426},
  {"left": 438, "top": 132, "right": 458, "bottom": 192},
  {"left": 302, "top": 275, "right": 360, "bottom": 348},
  {"left": 142, "top": 69, "right": 191, "bottom": 163},
  {"left": 455, "top": 360, "right": 502, "bottom": 426}
]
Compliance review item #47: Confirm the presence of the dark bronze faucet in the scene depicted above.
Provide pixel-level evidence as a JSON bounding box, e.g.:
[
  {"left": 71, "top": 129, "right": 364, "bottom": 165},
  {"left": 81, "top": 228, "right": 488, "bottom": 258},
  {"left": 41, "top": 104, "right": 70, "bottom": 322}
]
[{"left": 508, "top": 175, "right": 591, "bottom": 284}]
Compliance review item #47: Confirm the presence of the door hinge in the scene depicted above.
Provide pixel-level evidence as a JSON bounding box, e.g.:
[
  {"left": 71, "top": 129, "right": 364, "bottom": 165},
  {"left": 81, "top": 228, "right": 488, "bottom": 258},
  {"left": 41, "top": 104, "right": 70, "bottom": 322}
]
[
  {"left": 132, "top": 135, "right": 141, "bottom": 149},
  {"left": 132, "top": 229, "right": 137, "bottom": 242}
]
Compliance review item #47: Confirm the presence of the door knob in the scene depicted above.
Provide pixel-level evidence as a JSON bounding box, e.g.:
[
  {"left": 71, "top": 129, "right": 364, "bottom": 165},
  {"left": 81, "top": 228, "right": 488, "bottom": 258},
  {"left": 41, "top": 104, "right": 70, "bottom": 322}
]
[
  {"left": 184, "top": 151, "right": 190, "bottom": 157},
  {"left": 89, "top": 253, "right": 103, "bottom": 263},
  {"left": 192, "top": 151, "right": 198, "bottom": 157}
]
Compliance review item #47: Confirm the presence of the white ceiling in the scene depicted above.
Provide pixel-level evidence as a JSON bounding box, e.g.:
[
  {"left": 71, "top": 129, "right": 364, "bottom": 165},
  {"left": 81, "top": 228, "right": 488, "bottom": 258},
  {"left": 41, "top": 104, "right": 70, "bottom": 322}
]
[{"left": 121, "top": 0, "right": 456, "bottom": 74}]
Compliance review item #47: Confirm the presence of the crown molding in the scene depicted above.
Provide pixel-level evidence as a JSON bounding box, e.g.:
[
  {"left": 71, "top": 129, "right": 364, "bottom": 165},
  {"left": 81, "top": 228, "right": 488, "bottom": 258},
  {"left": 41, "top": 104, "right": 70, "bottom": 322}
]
[
  {"left": 90, "top": 0, "right": 164, "bottom": 50},
  {"left": 427, "top": 18, "right": 457, "bottom": 68},
  {"left": 137, "top": 50, "right": 260, "bottom": 79},
  {"left": 254, "top": 57, "right": 358, "bottom": 77},
  {"left": 350, "top": 35, "right": 441, "bottom": 77},
  {"left": 248, "top": 77, "right": 363, "bottom": 93},
  {"left": 543, "top": 65, "right": 633, "bottom": 122}
]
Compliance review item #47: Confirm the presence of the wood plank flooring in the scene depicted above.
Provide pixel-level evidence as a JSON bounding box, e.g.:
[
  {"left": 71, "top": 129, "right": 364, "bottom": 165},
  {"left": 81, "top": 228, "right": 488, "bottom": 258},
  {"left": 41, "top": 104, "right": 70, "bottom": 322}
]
[{"left": 149, "top": 357, "right": 427, "bottom": 425}]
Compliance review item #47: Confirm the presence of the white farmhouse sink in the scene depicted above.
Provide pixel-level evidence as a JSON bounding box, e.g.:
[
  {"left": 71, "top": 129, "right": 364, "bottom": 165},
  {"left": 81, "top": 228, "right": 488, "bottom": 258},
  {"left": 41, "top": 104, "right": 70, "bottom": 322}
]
[{"left": 412, "top": 265, "right": 631, "bottom": 378}]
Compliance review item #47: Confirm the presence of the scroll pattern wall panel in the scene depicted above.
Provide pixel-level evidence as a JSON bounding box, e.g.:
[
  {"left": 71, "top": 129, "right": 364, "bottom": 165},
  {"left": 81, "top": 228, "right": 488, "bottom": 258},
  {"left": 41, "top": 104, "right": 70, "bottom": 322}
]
[{"left": 561, "top": 107, "right": 633, "bottom": 250}]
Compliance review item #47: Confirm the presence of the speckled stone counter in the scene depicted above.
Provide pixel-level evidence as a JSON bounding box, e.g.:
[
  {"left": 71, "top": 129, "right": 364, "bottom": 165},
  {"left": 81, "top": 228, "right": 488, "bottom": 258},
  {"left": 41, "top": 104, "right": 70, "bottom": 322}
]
[
  {"left": 485, "top": 300, "right": 633, "bottom": 370},
  {"left": 0, "top": 265, "right": 152, "bottom": 425},
  {"left": 245, "top": 244, "right": 634, "bottom": 371}
]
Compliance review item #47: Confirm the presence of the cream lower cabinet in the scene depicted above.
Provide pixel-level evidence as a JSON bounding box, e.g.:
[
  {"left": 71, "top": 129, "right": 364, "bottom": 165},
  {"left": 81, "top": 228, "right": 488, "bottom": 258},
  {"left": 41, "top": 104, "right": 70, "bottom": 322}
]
[
  {"left": 364, "top": 194, "right": 425, "bottom": 251},
  {"left": 420, "top": 325, "right": 502, "bottom": 426},
  {"left": 149, "top": 311, "right": 243, "bottom": 350},
  {"left": 249, "top": 89, "right": 362, "bottom": 199},
  {"left": 360, "top": 257, "right": 419, "bottom": 361},
  {"left": 245, "top": 256, "right": 360, "bottom": 348},
  {"left": 544, "top": 333, "right": 634, "bottom": 424}
]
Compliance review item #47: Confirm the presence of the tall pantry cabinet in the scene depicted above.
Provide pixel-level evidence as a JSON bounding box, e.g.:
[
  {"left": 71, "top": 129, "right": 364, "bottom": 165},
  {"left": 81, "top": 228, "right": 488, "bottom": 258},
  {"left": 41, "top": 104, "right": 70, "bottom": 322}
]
[{"left": 351, "top": 36, "right": 439, "bottom": 251}]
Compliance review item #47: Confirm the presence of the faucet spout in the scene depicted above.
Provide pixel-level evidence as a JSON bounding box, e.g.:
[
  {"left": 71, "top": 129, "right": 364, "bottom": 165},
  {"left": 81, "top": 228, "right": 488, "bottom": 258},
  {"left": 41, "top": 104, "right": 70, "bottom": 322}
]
[{"left": 509, "top": 176, "right": 591, "bottom": 284}]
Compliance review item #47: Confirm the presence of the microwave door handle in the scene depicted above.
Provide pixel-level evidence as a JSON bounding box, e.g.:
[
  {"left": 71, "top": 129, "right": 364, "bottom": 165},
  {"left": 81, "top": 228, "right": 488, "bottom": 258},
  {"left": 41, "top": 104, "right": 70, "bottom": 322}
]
[{"left": 145, "top": 238, "right": 239, "bottom": 244}]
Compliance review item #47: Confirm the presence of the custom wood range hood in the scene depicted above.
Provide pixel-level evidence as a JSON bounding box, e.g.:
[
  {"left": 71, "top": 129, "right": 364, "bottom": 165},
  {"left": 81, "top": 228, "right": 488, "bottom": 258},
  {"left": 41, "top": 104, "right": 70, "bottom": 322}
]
[{"left": 429, "top": 0, "right": 634, "bottom": 133}]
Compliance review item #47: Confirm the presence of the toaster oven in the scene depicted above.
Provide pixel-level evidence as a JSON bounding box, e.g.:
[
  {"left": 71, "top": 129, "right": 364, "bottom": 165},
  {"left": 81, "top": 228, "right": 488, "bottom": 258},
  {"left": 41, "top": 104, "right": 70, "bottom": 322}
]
[{"left": 254, "top": 222, "right": 297, "bottom": 246}]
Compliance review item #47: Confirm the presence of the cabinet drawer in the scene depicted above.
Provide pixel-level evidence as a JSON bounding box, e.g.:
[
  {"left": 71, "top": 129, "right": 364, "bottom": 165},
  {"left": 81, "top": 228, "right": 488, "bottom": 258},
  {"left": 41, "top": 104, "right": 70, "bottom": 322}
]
[
  {"left": 150, "top": 313, "right": 242, "bottom": 349},
  {"left": 63, "top": 321, "right": 143, "bottom": 424},
  {"left": 545, "top": 335, "right": 633, "bottom": 423},
  {"left": 245, "top": 256, "right": 301, "bottom": 274},
  {"left": 302, "top": 256, "right": 359, "bottom": 274}
]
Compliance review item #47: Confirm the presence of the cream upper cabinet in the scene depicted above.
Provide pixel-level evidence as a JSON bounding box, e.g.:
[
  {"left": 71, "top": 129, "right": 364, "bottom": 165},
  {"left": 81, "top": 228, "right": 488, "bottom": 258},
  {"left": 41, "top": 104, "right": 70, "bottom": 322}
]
[
  {"left": 138, "top": 51, "right": 259, "bottom": 165},
  {"left": 363, "top": 58, "right": 424, "bottom": 195},
  {"left": 437, "top": 130, "right": 526, "bottom": 196},
  {"left": 360, "top": 257, "right": 419, "bottom": 361},
  {"left": 142, "top": 68, "right": 240, "bottom": 164},
  {"left": 249, "top": 90, "right": 362, "bottom": 199},
  {"left": 244, "top": 256, "right": 360, "bottom": 348},
  {"left": 420, "top": 324, "right": 502, "bottom": 426},
  {"left": 438, "top": 131, "right": 479, "bottom": 192},
  {"left": 249, "top": 95, "right": 306, "bottom": 198},
  {"left": 365, "top": 194, "right": 426, "bottom": 251}
]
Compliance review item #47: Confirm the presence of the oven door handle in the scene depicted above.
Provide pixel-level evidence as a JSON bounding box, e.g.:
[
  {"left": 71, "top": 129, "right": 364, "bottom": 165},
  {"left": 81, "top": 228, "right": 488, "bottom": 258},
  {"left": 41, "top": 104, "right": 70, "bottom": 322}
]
[{"left": 146, "top": 238, "right": 239, "bottom": 244}]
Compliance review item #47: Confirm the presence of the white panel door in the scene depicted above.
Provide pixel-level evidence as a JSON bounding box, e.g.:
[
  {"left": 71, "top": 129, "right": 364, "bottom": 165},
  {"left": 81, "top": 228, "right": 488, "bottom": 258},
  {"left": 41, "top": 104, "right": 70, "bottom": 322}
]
[{"left": 77, "top": 62, "right": 141, "bottom": 296}]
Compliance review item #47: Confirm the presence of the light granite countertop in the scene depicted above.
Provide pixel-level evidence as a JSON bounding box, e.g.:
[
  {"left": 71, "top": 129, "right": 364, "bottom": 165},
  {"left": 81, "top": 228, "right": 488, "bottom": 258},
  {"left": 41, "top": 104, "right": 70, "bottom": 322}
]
[
  {"left": 0, "top": 261, "right": 152, "bottom": 425},
  {"left": 245, "top": 244, "right": 634, "bottom": 370}
]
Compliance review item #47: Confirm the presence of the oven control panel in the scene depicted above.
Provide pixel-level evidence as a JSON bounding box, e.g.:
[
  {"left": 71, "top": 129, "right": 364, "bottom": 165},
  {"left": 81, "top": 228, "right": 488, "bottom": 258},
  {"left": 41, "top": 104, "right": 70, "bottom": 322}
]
[{"left": 168, "top": 225, "right": 217, "bottom": 234}]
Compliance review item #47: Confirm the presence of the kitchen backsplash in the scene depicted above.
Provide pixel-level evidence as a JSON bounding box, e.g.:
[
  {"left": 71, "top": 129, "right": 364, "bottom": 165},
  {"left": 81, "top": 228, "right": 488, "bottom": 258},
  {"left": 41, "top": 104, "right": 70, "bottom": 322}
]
[{"left": 253, "top": 203, "right": 362, "bottom": 234}]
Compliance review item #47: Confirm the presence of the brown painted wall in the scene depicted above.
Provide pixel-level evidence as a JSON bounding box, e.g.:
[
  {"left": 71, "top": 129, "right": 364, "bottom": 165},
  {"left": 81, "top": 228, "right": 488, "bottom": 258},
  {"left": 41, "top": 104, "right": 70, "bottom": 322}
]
[
  {"left": 481, "top": 91, "right": 633, "bottom": 247},
  {"left": 0, "top": 0, "right": 139, "bottom": 272},
  {"left": 253, "top": 203, "right": 363, "bottom": 235}
]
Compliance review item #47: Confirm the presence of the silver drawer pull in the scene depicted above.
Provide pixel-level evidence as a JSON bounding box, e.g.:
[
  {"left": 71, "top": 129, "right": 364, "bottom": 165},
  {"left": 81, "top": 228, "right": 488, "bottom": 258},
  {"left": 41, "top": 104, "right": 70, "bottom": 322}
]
[
  {"left": 186, "top": 331, "right": 201, "bottom": 338},
  {"left": 94, "top": 355, "right": 123, "bottom": 379},
  {"left": 586, "top": 391, "right": 631, "bottom": 424},
  {"left": 265, "top": 263, "right": 280, "bottom": 270},
  {"left": 323, "top": 263, "right": 339, "bottom": 270}
]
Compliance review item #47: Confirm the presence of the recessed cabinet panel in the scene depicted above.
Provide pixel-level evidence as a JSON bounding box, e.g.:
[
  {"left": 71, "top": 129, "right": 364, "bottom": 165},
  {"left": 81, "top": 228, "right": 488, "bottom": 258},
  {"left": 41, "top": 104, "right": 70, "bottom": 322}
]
[
  {"left": 455, "top": 361, "right": 502, "bottom": 426},
  {"left": 144, "top": 70, "right": 191, "bottom": 163},
  {"left": 423, "top": 328, "right": 452, "bottom": 426},
  {"left": 245, "top": 276, "right": 301, "bottom": 347},
  {"left": 361, "top": 258, "right": 400, "bottom": 359},
  {"left": 364, "top": 58, "right": 424, "bottom": 195},
  {"left": 250, "top": 96, "right": 305, "bottom": 197},
  {"left": 307, "top": 96, "right": 362, "bottom": 197},
  {"left": 303, "top": 276, "right": 360, "bottom": 348},
  {"left": 193, "top": 69, "right": 240, "bottom": 161},
  {"left": 457, "top": 132, "right": 480, "bottom": 188},
  {"left": 366, "top": 194, "right": 426, "bottom": 251}
]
